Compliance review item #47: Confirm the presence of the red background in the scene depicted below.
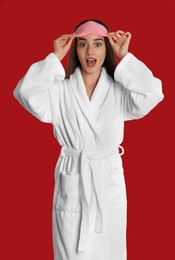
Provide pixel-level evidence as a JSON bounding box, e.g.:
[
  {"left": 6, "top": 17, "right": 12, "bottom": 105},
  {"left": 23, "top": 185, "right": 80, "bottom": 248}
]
[{"left": 1, "top": 0, "right": 174, "bottom": 259}]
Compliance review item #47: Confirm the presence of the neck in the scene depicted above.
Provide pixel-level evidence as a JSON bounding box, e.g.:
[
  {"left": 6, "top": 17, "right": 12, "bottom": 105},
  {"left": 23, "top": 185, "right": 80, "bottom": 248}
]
[{"left": 81, "top": 69, "right": 102, "bottom": 89}]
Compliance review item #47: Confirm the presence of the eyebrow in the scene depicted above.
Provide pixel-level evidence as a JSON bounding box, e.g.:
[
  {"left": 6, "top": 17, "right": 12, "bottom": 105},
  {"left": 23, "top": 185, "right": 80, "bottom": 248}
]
[{"left": 78, "top": 37, "right": 104, "bottom": 41}]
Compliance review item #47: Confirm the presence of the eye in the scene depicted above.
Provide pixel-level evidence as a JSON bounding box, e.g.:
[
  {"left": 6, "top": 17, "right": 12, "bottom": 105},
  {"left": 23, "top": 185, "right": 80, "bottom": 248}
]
[
  {"left": 79, "top": 42, "right": 87, "bottom": 47},
  {"left": 95, "top": 42, "right": 102, "bottom": 47}
]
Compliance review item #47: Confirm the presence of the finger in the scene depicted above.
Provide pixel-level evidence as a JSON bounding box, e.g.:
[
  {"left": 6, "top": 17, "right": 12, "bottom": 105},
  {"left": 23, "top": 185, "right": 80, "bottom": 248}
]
[
  {"left": 107, "top": 33, "right": 114, "bottom": 39},
  {"left": 125, "top": 32, "right": 132, "bottom": 38},
  {"left": 123, "top": 33, "right": 131, "bottom": 43},
  {"left": 62, "top": 34, "right": 74, "bottom": 37},
  {"left": 109, "top": 34, "right": 118, "bottom": 43},
  {"left": 56, "top": 34, "right": 75, "bottom": 46},
  {"left": 54, "top": 37, "right": 68, "bottom": 44},
  {"left": 114, "top": 30, "right": 125, "bottom": 35},
  {"left": 65, "top": 33, "right": 76, "bottom": 42},
  {"left": 56, "top": 34, "right": 74, "bottom": 41},
  {"left": 108, "top": 32, "right": 114, "bottom": 35},
  {"left": 71, "top": 32, "right": 75, "bottom": 38},
  {"left": 114, "top": 32, "right": 126, "bottom": 39},
  {"left": 108, "top": 32, "right": 119, "bottom": 41},
  {"left": 107, "top": 34, "right": 113, "bottom": 41},
  {"left": 107, "top": 34, "right": 115, "bottom": 45},
  {"left": 109, "top": 32, "right": 119, "bottom": 38},
  {"left": 108, "top": 32, "right": 116, "bottom": 37},
  {"left": 67, "top": 35, "right": 75, "bottom": 45},
  {"left": 115, "top": 32, "right": 122, "bottom": 38},
  {"left": 66, "top": 35, "right": 75, "bottom": 48}
]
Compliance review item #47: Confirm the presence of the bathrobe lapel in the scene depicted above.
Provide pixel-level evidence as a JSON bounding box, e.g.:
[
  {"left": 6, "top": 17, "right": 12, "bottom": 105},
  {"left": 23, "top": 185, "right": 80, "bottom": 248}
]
[{"left": 69, "top": 67, "right": 112, "bottom": 141}]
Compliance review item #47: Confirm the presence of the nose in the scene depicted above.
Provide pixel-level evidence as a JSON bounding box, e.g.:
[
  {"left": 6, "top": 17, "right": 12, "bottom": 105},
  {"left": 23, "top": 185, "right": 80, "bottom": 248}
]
[{"left": 87, "top": 45, "right": 94, "bottom": 56}]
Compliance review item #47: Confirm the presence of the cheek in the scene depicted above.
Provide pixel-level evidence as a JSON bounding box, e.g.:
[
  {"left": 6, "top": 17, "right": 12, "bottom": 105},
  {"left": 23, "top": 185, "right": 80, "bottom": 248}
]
[
  {"left": 96, "top": 46, "right": 106, "bottom": 57},
  {"left": 77, "top": 51, "right": 85, "bottom": 64},
  {"left": 97, "top": 49, "right": 106, "bottom": 63}
]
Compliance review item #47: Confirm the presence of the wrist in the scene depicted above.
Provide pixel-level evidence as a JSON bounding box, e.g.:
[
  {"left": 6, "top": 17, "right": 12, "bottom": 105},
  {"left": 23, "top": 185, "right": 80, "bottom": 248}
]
[
  {"left": 54, "top": 51, "right": 63, "bottom": 61},
  {"left": 119, "top": 51, "right": 128, "bottom": 60}
]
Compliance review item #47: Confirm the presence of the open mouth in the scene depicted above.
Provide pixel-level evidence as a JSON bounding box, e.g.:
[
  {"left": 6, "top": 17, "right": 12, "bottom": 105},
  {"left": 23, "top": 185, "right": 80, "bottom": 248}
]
[{"left": 86, "top": 58, "right": 97, "bottom": 67}]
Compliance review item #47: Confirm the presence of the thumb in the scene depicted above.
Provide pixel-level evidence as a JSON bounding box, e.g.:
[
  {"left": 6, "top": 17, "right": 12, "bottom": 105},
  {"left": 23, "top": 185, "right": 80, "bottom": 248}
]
[
  {"left": 107, "top": 33, "right": 115, "bottom": 46},
  {"left": 67, "top": 34, "right": 75, "bottom": 48},
  {"left": 125, "top": 32, "right": 132, "bottom": 43},
  {"left": 123, "top": 32, "right": 132, "bottom": 49}
]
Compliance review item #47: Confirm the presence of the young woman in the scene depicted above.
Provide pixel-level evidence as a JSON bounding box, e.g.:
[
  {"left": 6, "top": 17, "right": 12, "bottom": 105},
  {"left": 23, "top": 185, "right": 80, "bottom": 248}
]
[{"left": 13, "top": 19, "right": 164, "bottom": 260}]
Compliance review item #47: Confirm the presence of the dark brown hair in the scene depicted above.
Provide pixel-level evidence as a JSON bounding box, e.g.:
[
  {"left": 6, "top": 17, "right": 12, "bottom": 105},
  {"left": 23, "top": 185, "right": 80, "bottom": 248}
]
[{"left": 66, "top": 19, "right": 118, "bottom": 79}]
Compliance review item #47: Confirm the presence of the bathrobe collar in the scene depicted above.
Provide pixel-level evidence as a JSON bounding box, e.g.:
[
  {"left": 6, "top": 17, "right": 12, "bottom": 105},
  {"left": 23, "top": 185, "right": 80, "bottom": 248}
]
[
  {"left": 68, "top": 67, "right": 113, "bottom": 144},
  {"left": 70, "top": 66, "right": 112, "bottom": 114}
]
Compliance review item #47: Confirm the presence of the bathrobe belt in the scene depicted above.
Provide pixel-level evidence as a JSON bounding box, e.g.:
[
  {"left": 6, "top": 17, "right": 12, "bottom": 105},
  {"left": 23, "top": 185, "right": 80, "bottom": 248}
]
[{"left": 60, "top": 146, "right": 124, "bottom": 253}]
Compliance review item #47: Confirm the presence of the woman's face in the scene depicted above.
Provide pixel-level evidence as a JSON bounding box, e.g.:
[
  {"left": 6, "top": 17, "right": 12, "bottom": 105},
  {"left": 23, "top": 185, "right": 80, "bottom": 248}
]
[{"left": 76, "top": 34, "right": 106, "bottom": 76}]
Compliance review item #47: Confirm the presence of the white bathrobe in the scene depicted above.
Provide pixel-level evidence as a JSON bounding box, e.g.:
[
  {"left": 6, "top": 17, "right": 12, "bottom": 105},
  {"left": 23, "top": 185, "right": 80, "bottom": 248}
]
[{"left": 13, "top": 52, "right": 164, "bottom": 260}]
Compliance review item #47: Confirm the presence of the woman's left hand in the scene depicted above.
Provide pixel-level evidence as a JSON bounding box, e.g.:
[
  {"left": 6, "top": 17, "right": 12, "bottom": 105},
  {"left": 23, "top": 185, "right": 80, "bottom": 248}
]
[{"left": 107, "top": 31, "right": 132, "bottom": 59}]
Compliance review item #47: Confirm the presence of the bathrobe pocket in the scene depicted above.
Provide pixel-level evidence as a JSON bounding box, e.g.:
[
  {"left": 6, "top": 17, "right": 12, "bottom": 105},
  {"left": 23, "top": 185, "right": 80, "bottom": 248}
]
[
  {"left": 107, "top": 167, "right": 126, "bottom": 208},
  {"left": 54, "top": 171, "right": 82, "bottom": 256},
  {"left": 56, "top": 170, "right": 81, "bottom": 213}
]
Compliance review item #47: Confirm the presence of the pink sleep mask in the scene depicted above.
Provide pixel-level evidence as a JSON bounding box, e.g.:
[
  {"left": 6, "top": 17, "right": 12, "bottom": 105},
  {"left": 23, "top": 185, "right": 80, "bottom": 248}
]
[{"left": 74, "top": 21, "right": 108, "bottom": 37}]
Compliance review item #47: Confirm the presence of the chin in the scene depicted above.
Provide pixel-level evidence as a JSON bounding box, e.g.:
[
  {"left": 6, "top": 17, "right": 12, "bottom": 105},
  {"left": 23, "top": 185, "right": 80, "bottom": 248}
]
[{"left": 83, "top": 66, "right": 102, "bottom": 75}]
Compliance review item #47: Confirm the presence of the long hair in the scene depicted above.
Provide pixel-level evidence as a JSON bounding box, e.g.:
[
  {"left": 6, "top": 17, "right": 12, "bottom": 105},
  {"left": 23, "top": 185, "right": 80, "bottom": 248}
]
[{"left": 66, "top": 19, "right": 118, "bottom": 79}]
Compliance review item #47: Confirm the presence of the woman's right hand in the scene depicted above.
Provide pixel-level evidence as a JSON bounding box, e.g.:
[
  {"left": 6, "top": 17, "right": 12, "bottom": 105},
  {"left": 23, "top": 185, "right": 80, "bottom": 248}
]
[{"left": 53, "top": 34, "right": 75, "bottom": 61}]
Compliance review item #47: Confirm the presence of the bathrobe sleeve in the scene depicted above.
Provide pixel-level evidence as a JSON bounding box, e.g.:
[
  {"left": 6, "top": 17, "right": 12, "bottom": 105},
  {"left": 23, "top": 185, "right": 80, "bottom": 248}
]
[
  {"left": 13, "top": 53, "right": 65, "bottom": 123},
  {"left": 114, "top": 52, "right": 164, "bottom": 121}
]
